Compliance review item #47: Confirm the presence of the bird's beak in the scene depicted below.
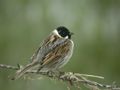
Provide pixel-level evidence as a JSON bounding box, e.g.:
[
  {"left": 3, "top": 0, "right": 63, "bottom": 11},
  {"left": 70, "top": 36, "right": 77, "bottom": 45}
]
[{"left": 70, "top": 32, "right": 74, "bottom": 35}]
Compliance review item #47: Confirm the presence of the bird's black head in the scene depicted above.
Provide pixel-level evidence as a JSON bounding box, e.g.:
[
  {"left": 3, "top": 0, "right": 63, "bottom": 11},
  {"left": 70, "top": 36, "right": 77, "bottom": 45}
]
[{"left": 56, "top": 26, "right": 73, "bottom": 39}]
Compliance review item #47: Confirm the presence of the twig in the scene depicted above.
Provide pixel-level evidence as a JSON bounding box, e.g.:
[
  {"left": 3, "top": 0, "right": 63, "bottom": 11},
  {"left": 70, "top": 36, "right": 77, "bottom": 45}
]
[
  {"left": 0, "top": 64, "right": 18, "bottom": 70},
  {"left": 0, "top": 64, "right": 120, "bottom": 90}
]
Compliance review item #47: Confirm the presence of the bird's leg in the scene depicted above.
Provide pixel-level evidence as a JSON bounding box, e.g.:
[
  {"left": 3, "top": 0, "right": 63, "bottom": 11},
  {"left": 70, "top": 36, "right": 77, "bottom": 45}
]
[{"left": 56, "top": 69, "right": 65, "bottom": 75}]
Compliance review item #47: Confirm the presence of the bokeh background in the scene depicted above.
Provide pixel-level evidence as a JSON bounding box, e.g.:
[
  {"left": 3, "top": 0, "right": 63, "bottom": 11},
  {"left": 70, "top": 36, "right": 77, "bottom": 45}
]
[{"left": 0, "top": 0, "right": 120, "bottom": 90}]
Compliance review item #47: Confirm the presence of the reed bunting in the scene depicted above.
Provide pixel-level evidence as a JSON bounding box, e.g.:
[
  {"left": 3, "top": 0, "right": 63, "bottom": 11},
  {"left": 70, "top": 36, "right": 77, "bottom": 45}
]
[{"left": 12, "top": 26, "right": 74, "bottom": 80}]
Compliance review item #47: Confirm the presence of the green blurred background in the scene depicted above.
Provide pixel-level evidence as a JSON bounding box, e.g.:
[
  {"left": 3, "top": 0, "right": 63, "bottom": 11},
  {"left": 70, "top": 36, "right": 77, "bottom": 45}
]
[{"left": 0, "top": 0, "right": 120, "bottom": 90}]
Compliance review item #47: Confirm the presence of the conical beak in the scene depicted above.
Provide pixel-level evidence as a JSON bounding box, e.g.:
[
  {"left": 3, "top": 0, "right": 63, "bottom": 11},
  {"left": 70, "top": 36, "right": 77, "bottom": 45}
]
[{"left": 70, "top": 32, "right": 74, "bottom": 35}]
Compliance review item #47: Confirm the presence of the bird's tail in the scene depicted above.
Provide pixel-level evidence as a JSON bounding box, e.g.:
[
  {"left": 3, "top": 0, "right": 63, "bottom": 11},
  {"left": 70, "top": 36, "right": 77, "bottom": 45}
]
[{"left": 12, "top": 62, "right": 38, "bottom": 80}]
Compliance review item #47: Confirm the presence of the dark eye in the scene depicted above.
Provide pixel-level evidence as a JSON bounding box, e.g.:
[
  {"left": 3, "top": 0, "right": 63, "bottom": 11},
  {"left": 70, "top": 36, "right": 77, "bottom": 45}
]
[{"left": 56, "top": 26, "right": 71, "bottom": 39}]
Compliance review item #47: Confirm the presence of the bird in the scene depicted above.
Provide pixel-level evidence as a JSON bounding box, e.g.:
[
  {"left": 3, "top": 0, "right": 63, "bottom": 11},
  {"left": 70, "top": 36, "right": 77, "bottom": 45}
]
[{"left": 12, "top": 26, "right": 74, "bottom": 80}]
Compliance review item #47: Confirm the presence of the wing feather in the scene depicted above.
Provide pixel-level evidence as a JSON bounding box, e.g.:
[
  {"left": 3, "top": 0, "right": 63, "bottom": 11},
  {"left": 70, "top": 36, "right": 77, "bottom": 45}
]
[
  {"left": 41, "top": 40, "right": 71, "bottom": 67},
  {"left": 30, "top": 33, "right": 67, "bottom": 63}
]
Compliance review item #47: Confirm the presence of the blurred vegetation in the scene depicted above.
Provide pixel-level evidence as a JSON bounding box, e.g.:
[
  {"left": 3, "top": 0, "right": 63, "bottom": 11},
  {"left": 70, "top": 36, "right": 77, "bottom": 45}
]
[{"left": 0, "top": 0, "right": 120, "bottom": 90}]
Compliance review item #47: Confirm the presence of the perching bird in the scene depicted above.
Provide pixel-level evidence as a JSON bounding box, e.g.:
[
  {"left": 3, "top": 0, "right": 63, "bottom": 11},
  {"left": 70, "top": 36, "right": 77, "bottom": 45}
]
[{"left": 12, "top": 26, "right": 74, "bottom": 80}]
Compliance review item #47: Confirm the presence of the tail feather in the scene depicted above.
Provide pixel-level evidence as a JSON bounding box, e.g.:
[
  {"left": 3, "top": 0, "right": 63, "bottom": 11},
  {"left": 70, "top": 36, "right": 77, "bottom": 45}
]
[{"left": 12, "top": 62, "right": 38, "bottom": 80}]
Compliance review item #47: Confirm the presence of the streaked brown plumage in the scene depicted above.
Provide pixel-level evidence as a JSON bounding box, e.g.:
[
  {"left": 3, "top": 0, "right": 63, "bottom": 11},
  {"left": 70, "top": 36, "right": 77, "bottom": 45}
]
[{"left": 12, "top": 26, "right": 74, "bottom": 80}]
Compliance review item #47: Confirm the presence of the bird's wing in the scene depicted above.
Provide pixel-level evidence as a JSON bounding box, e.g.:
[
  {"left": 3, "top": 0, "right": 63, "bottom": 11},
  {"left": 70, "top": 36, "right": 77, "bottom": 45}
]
[
  {"left": 30, "top": 33, "right": 67, "bottom": 63},
  {"left": 41, "top": 39, "right": 71, "bottom": 67}
]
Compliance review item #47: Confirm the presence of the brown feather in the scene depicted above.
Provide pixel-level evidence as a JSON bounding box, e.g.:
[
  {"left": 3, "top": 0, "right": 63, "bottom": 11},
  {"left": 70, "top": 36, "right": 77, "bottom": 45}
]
[
  {"left": 31, "top": 34, "right": 60, "bottom": 62},
  {"left": 41, "top": 40, "right": 70, "bottom": 67}
]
